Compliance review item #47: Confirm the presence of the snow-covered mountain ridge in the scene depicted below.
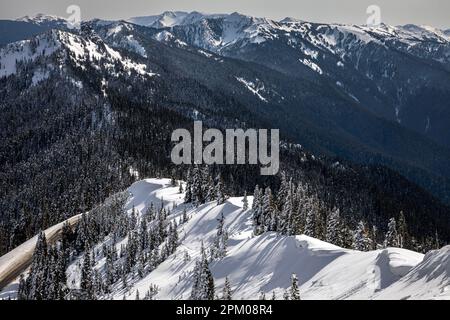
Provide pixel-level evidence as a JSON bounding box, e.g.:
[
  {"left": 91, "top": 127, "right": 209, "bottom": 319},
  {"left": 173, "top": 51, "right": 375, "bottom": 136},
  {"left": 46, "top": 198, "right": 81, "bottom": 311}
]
[
  {"left": 0, "top": 29, "right": 155, "bottom": 79},
  {"left": 128, "top": 11, "right": 450, "bottom": 51},
  {"left": 1, "top": 179, "right": 448, "bottom": 300},
  {"left": 124, "top": 11, "right": 450, "bottom": 149}
]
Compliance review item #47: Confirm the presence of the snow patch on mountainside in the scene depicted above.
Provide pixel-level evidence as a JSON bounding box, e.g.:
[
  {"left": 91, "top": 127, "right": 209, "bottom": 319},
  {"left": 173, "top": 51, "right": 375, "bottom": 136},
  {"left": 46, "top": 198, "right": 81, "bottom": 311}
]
[
  {"left": 300, "top": 59, "right": 323, "bottom": 74},
  {"left": 58, "top": 31, "right": 154, "bottom": 76},
  {"left": 235, "top": 77, "right": 268, "bottom": 102},
  {"left": 0, "top": 30, "right": 156, "bottom": 79},
  {"left": 0, "top": 32, "right": 61, "bottom": 78}
]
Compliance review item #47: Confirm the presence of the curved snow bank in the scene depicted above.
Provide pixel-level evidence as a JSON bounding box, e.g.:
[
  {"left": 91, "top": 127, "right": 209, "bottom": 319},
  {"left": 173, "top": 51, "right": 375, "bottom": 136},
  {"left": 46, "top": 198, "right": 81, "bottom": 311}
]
[
  {"left": 300, "top": 247, "right": 423, "bottom": 300},
  {"left": 382, "top": 248, "right": 423, "bottom": 277},
  {"left": 295, "top": 235, "right": 349, "bottom": 253},
  {"left": 375, "top": 246, "right": 450, "bottom": 300}
]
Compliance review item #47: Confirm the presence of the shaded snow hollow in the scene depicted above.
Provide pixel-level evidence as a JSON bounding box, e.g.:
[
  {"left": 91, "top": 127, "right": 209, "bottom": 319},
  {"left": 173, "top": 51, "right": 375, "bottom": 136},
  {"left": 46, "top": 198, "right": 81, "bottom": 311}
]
[{"left": 1, "top": 179, "right": 449, "bottom": 300}]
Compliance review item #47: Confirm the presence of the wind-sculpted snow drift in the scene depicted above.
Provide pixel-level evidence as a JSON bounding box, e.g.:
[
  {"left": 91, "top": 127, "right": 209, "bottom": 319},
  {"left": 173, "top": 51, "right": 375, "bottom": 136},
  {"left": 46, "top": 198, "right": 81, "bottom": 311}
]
[{"left": 1, "top": 179, "right": 448, "bottom": 300}]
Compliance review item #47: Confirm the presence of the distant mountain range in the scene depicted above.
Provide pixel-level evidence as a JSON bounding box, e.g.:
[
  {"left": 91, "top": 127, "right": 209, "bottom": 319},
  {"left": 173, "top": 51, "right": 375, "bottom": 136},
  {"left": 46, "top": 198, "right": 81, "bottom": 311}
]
[
  {"left": 2, "top": 11, "right": 449, "bottom": 202},
  {"left": 0, "top": 12, "right": 450, "bottom": 260}
]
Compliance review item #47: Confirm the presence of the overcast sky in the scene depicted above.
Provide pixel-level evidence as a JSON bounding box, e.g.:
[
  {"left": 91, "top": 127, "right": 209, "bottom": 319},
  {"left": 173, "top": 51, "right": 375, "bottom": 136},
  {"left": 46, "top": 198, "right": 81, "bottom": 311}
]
[{"left": 0, "top": 0, "right": 448, "bottom": 29}]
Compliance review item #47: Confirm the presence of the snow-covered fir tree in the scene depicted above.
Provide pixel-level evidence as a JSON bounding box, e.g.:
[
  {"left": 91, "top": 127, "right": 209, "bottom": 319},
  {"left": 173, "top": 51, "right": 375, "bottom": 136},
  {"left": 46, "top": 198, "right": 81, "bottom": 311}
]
[
  {"left": 190, "top": 243, "right": 215, "bottom": 300},
  {"left": 242, "top": 191, "right": 249, "bottom": 211},
  {"left": 262, "top": 187, "right": 274, "bottom": 232},
  {"left": 280, "top": 185, "right": 294, "bottom": 235},
  {"left": 384, "top": 217, "right": 399, "bottom": 248},
  {"left": 222, "top": 277, "right": 232, "bottom": 300},
  {"left": 290, "top": 274, "right": 301, "bottom": 300},
  {"left": 184, "top": 169, "right": 193, "bottom": 203},
  {"left": 304, "top": 200, "right": 316, "bottom": 238},
  {"left": 326, "top": 207, "right": 342, "bottom": 246},
  {"left": 212, "top": 213, "right": 228, "bottom": 259},
  {"left": 215, "top": 174, "right": 226, "bottom": 205},
  {"left": 397, "top": 211, "right": 408, "bottom": 249},
  {"left": 353, "top": 221, "right": 371, "bottom": 251},
  {"left": 81, "top": 247, "right": 95, "bottom": 299}
]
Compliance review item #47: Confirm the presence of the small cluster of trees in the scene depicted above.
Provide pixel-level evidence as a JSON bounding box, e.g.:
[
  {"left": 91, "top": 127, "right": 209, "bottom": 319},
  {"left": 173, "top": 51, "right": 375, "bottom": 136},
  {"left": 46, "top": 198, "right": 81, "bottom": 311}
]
[
  {"left": 190, "top": 214, "right": 230, "bottom": 300},
  {"left": 252, "top": 173, "right": 413, "bottom": 251},
  {"left": 184, "top": 166, "right": 226, "bottom": 206},
  {"left": 18, "top": 192, "right": 185, "bottom": 300},
  {"left": 18, "top": 232, "right": 69, "bottom": 300}
]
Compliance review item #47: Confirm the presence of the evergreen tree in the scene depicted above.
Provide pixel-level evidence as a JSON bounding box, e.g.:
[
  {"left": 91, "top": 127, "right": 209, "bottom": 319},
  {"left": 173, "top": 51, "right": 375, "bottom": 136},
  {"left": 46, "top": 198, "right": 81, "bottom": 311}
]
[
  {"left": 168, "top": 220, "right": 179, "bottom": 254},
  {"left": 290, "top": 274, "right": 301, "bottom": 300},
  {"left": 280, "top": 186, "right": 293, "bottom": 235},
  {"left": 252, "top": 185, "right": 261, "bottom": 211},
  {"left": 182, "top": 208, "right": 188, "bottom": 224},
  {"left": 304, "top": 199, "right": 316, "bottom": 238},
  {"left": 435, "top": 230, "right": 440, "bottom": 250},
  {"left": 326, "top": 207, "right": 341, "bottom": 246},
  {"left": 277, "top": 172, "right": 289, "bottom": 209},
  {"left": 370, "top": 225, "right": 378, "bottom": 250},
  {"left": 191, "top": 243, "right": 215, "bottom": 300},
  {"left": 192, "top": 166, "right": 205, "bottom": 206},
  {"left": 212, "top": 213, "right": 228, "bottom": 259},
  {"left": 384, "top": 218, "right": 399, "bottom": 248},
  {"left": 216, "top": 174, "right": 226, "bottom": 205},
  {"left": 353, "top": 221, "right": 370, "bottom": 251},
  {"left": 139, "top": 218, "right": 148, "bottom": 252},
  {"left": 262, "top": 187, "right": 274, "bottom": 232},
  {"left": 222, "top": 277, "right": 232, "bottom": 300},
  {"left": 397, "top": 211, "right": 408, "bottom": 249},
  {"left": 28, "top": 231, "right": 48, "bottom": 300},
  {"left": 17, "top": 274, "right": 28, "bottom": 300},
  {"left": 206, "top": 175, "right": 216, "bottom": 202},
  {"left": 184, "top": 169, "right": 193, "bottom": 203},
  {"left": 252, "top": 185, "right": 263, "bottom": 235},
  {"left": 242, "top": 191, "right": 249, "bottom": 211},
  {"left": 80, "top": 248, "right": 94, "bottom": 299}
]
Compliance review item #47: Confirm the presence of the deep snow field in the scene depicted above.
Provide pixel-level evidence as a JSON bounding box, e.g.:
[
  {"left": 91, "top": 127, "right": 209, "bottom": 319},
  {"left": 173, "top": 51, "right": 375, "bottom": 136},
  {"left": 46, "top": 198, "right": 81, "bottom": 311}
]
[{"left": 1, "top": 179, "right": 449, "bottom": 300}]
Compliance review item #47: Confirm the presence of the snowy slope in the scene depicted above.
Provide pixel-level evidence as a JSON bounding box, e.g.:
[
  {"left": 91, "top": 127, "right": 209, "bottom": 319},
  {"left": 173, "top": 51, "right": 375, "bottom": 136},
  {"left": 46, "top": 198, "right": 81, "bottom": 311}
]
[
  {"left": 374, "top": 246, "right": 450, "bottom": 300},
  {"left": 1, "top": 178, "right": 449, "bottom": 300},
  {"left": 109, "top": 179, "right": 427, "bottom": 300},
  {"left": 128, "top": 11, "right": 192, "bottom": 28},
  {"left": 0, "top": 29, "right": 156, "bottom": 80}
]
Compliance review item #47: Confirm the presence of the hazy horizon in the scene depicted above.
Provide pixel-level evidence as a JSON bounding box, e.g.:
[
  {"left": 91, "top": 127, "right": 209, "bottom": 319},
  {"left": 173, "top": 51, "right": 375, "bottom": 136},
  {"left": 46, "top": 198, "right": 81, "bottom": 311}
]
[{"left": 0, "top": 0, "right": 448, "bottom": 29}]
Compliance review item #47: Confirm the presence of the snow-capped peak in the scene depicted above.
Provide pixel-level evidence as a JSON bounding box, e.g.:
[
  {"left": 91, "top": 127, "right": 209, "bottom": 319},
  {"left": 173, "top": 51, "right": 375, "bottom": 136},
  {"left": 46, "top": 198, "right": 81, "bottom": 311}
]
[
  {"left": 16, "top": 13, "right": 67, "bottom": 24},
  {"left": 280, "top": 17, "right": 304, "bottom": 24},
  {"left": 128, "top": 11, "right": 192, "bottom": 28}
]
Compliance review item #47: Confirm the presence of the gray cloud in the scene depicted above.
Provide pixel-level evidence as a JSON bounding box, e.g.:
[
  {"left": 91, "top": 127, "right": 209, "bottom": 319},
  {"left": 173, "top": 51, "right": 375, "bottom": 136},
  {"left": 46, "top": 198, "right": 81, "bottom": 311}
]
[{"left": 0, "top": 0, "right": 448, "bottom": 29}]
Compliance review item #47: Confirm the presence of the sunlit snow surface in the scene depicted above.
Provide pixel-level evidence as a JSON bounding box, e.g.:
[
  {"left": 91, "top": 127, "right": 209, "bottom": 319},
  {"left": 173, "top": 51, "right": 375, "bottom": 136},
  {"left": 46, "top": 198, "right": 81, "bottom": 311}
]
[{"left": 1, "top": 179, "right": 449, "bottom": 300}]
